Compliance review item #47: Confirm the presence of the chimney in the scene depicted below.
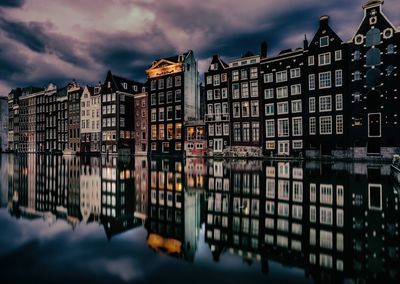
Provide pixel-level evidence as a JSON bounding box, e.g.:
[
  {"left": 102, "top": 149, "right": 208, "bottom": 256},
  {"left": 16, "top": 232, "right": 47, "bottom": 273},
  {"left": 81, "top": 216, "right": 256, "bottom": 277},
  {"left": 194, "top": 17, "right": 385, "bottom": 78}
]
[
  {"left": 261, "top": 41, "right": 268, "bottom": 58},
  {"left": 303, "top": 34, "right": 309, "bottom": 49}
]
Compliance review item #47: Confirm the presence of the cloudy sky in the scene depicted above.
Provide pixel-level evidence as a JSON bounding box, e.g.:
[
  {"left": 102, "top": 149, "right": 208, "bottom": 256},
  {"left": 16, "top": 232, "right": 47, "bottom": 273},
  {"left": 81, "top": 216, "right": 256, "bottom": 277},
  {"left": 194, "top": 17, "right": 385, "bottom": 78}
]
[{"left": 0, "top": 0, "right": 399, "bottom": 96}]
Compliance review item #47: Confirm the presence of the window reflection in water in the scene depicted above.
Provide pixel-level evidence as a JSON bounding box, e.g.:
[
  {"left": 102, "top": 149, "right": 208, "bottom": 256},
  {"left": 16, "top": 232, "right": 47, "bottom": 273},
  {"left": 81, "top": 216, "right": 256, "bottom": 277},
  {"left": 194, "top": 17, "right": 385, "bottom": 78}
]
[{"left": 3, "top": 154, "right": 400, "bottom": 282}]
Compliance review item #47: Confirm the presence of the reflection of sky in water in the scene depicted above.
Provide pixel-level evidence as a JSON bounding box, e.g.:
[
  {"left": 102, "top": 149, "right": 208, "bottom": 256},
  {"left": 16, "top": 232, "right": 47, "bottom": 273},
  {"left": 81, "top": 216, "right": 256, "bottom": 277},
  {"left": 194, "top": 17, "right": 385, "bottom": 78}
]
[{"left": 0, "top": 208, "right": 308, "bottom": 283}]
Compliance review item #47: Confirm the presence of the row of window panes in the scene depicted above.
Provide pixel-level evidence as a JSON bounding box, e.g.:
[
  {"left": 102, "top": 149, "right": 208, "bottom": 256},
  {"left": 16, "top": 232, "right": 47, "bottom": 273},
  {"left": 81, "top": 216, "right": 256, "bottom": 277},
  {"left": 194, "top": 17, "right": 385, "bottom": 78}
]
[
  {"left": 233, "top": 122, "right": 260, "bottom": 142},
  {"left": 265, "top": 117, "right": 303, "bottom": 138},
  {"left": 232, "top": 81, "right": 258, "bottom": 99},
  {"left": 150, "top": 90, "right": 182, "bottom": 105},
  {"left": 308, "top": 50, "right": 342, "bottom": 66},
  {"left": 232, "top": 68, "right": 258, "bottom": 81},
  {"left": 150, "top": 106, "right": 182, "bottom": 122},
  {"left": 264, "top": 84, "right": 301, "bottom": 99},
  {"left": 265, "top": 100, "right": 302, "bottom": 116},
  {"left": 309, "top": 115, "right": 343, "bottom": 135},
  {"left": 150, "top": 76, "right": 182, "bottom": 90},
  {"left": 232, "top": 101, "right": 259, "bottom": 117},
  {"left": 151, "top": 123, "right": 182, "bottom": 140}
]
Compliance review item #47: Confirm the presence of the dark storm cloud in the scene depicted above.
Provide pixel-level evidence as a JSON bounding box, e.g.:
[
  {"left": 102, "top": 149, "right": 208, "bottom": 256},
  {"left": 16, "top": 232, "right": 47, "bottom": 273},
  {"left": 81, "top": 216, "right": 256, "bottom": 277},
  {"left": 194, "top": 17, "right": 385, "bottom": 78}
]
[
  {"left": 0, "top": 16, "right": 89, "bottom": 66},
  {"left": 0, "top": 0, "right": 25, "bottom": 8}
]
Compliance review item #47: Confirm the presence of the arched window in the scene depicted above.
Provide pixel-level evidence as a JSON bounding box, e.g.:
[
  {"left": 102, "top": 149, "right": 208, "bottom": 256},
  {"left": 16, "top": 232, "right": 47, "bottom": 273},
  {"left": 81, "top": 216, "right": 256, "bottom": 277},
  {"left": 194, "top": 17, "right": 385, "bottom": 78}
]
[
  {"left": 366, "top": 28, "right": 381, "bottom": 47},
  {"left": 366, "top": 68, "right": 381, "bottom": 87},
  {"left": 387, "top": 44, "right": 395, "bottom": 54},
  {"left": 387, "top": 65, "right": 394, "bottom": 76},
  {"left": 354, "top": 71, "right": 361, "bottom": 81},
  {"left": 366, "top": 48, "right": 381, "bottom": 66},
  {"left": 354, "top": 51, "right": 361, "bottom": 60}
]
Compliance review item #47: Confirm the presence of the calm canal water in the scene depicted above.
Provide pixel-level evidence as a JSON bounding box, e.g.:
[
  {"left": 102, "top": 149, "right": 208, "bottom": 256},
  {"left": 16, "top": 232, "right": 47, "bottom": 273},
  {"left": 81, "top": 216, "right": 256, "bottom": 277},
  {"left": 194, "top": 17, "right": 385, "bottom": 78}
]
[{"left": 0, "top": 154, "right": 399, "bottom": 284}]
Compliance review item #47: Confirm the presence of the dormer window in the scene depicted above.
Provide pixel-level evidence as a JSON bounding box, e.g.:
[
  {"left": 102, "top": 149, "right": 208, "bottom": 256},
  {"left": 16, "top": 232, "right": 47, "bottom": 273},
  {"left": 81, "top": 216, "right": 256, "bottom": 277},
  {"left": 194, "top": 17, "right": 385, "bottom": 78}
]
[
  {"left": 134, "top": 85, "right": 138, "bottom": 92},
  {"left": 320, "top": 36, "right": 329, "bottom": 47},
  {"left": 122, "top": 82, "right": 127, "bottom": 89},
  {"left": 107, "top": 81, "right": 111, "bottom": 88}
]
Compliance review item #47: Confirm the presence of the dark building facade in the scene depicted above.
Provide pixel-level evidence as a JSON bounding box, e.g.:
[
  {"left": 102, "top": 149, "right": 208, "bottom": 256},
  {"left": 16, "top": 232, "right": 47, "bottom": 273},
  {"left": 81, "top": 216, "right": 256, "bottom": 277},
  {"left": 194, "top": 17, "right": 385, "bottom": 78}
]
[
  {"left": 100, "top": 71, "right": 143, "bottom": 155},
  {"left": 45, "top": 84, "right": 58, "bottom": 153},
  {"left": 134, "top": 90, "right": 148, "bottom": 155},
  {"left": 261, "top": 49, "right": 304, "bottom": 157},
  {"left": 348, "top": 0, "right": 400, "bottom": 158},
  {"left": 67, "top": 82, "right": 82, "bottom": 154},
  {"left": 146, "top": 51, "right": 200, "bottom": 155},
  {"left": 304, "top": 16, "right": 349, "bottom": 157},
  {"left": 205, "top": 55, "right": 230, "bottom": 154}
]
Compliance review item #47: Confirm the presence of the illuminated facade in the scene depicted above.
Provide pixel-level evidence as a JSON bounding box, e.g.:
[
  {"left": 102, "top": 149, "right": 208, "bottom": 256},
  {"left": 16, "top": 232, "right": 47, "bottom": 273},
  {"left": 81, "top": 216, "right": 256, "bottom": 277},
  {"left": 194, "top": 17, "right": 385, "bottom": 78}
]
[{"left": 146, "top": 51, "right": 200, "bottom": 155}]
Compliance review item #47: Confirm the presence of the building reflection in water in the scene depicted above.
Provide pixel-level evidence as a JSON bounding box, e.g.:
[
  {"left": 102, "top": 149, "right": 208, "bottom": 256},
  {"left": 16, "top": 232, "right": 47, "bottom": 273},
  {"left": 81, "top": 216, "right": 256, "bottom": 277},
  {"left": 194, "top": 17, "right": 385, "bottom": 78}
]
[{"left": 4, "top": 155, "right": 400, "bottom": 282}]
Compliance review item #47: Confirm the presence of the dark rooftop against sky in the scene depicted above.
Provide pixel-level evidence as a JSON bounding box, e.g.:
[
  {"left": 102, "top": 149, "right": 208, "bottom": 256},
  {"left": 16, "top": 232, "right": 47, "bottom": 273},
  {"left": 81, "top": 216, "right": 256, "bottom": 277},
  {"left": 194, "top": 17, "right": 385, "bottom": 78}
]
[{"left": 0, "top": 0, "right": 399, "bottom": 95}]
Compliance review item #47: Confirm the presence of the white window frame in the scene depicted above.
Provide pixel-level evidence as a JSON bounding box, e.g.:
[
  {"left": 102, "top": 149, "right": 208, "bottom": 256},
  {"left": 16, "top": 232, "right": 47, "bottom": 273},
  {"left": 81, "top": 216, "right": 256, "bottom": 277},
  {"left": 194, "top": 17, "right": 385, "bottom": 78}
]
[
  {"left": 292, "top": 117, "right": 303, "bottom": 137},
  {"left": 335, "top": 94, "right": 343, "bottom": 111},
  {"left": 320, "top": 36, "right": 329, "bottom": 47},
  {"left": 319, "top": 116, "right": 332, "bottom": 135},
  {"left": 264, "top": 73, "right": 273, "bottom": 83},
  {"left": 319, "top": 72, "right": 332, "bottom": 89},
  {"left": 291, "top": 100, "right": 302, "bottom": 113},
  {"left": 335, "top": 70, "right": 343, "bottom": 87},
  {"left": 265, "top": 103, "right": 274, "bottom": 116},
  {"left": 290, "top": 68, "right": 301, "bottom": 79},
  {"left": 265, "top": 120, "right": 275, "bottom": 138},
  {"left": 309, "top": 74, "right": 315, "bottom": 90},
  {"left": 309, "top": 97, "right": 316, "bottom": 113},
  {"left": 276, "top": 71, "right": 288, "bottom": 83},
  {"left": 291, "top": 84, "right": 301, "bottom": 96},
  {"left": 318, "top": 52, "right": 331, "bottom": 66},
  {"left": 309, "top": 117, "right": 316, "bottom": 135},
  {"left": 277, "top": 102, "right": 289, "bottom": 115},
  {"left": 335, "top": 50, "right": 342, "bottom": 61},
  {"left": 336, "top": 115, "right": 344, "bottom": 134},
  {"left": 276, "top": 86, "right": 288, "bottom": 98},
  {"left": 308, "top": 56, "right": 315, "bottom": 66},
  {"left": 278, "top": 118, "right": 289, "bottom": 137},
  {"left": 319, "top": 95, "right": 332, "bottom": 112}
]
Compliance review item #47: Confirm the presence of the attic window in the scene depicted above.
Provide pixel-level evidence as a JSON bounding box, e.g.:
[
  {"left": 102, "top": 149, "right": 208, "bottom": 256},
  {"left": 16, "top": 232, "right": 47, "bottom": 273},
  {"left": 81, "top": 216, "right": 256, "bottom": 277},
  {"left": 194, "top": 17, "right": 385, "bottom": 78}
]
[
  {"left": 383, "top": 28, "right": 393, "bottom": 39},
  {"left": 122, "top": 82, "right": 127, "bottom": 89},
  {"left": 107, "top": 81, "right": 111, "bottom": 88},
  {"left": 369, "top": 16, "right": 377, "bottom": 25},
  {"left": 178, "top": 55, "right": 184, "bottom": 62},
  {"left": 134, "top": 85, "right": 138, "bottom": 92},
  {"left": 320, "top": 36, "right": 329, "bottom": 47}
]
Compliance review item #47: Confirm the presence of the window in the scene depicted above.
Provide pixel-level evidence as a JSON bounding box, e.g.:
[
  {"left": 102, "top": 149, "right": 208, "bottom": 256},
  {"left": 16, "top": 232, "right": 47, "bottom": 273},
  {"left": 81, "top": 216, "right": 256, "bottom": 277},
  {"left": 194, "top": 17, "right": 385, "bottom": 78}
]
[
  {"left": 213, "top": 75, "right": 220, "bottom": 86},
  {"left": 175, "top": 105, "right": 182, "bottom": 119},
  {"left": 158, "top": 79, "right": 164, "bottom": 89},
  {"left": 158, "top": 92, "right": 165, "bottom": 104},
  {"left": 320, "top": 184, "right": 333, "bottom": 204},
  {"left": 320, "top": 36, "right": 329, "bottom": 47},
  {"left": 335, "top": 50, "right": 342, "bottom": 61},
  {"left": 278, "top": 118, "right": 289, "bottom": 137},
  {"left": 222, "top": 102, "right": 228, "bottom": 114},
  {"left": 221, "top": 88, "right": 228, "bottom": 99},
  {"left": 320, "top": 116, "right": 332, "bottom": 134},
  {"left": 290, "top": 68, "right": 300, "bottom": 78},
  {"left": 242, "top": 101, "right": 249, "bottom": 117},
  {"left": 250, "top": 81, "right": 258, "bottom": 97},
  {"left": 151, "top": 80, "right": 157, "bottom": 90},
  {"left": 241, "top": 69, "right": 248, "bottom": 80},
  {"left": 293, "top": 140, "right": 303, "bottom": 149},
  {"left": 151, "top": 94, "right": 156, "bottom": 105},
  {"left": 265, "top": 120, "right": 275, "bottom": 138},
  {"left": 320, "top": 207, "right": 333, "bottom": 225},
  {"left": 277, "top": 102, "right": 288, "bottom": 114},
  {"left": 242, "top": 122, "right": 250, "bottom": 142},
  {"left": 291, "top": 84, "right": 301, "bottom": 96},
  {"left": 264, "top": 88, "right": 274, "bottom": 99},
  {"left": 233, "top": 122, "right": 241, "bottom": 142},
  {"left": 309, "top": 117, "right": 316, "bottom": 135},
  {"left": 309, "top": 97, "right": 316, "bottom": 113},
  {"left": 232, "top": 83, "right": 240, "bottom": 99},
  {"left": 318, "top": 52, "right": 331, "bottom": 66},
  {"left": 208, "top": 124, "right": 214, "bottom": 136},
  {"left": 336, "top": 94, "right": 343, "bottom": 110},
  {"left": 336, "top": 115, "right": 343, "bottom": 134},
  {"left": 319, "top": 72, "right": 331, "bottom": 89},
  {"left": 264, "top": 73, "right": 273, "bottom": 83},
  {"left": 166, "top": 91, "right": 173, "bottom": 103},
  {"left": 387, "top": 44, "right": 395, "bottom": 54},
  {"left": 292, "top": 117, "right": 303, "bottom": 136},
  {"left": 159, "top": 108, "right": 165, "bottom": 121},
  {"left": 167, "top": 106, "right": 173, "bottom": 120},
  {"left": 366, "top": 28, "right": 381, "bottom": 47},
  {"left": 206, "top": 76, "right": 212, "bottom": 85},
  {"left": 159, "top": 125, "right": 165, "bottom": 139},
  {"left": 221, "top": 73, "right": 227, "bottom": 82},
  {"left": 214, "top": 89, "right": 221, "bottom": 100},
  {"left": 166, "top": 77, "right": 173, "bottom": 88},
  {"left": 252, "top": 122, "right": 260, "bottom": 142},
  {"left": 319, "top": 96, "right": 332, "bottom": 112},
  {"left": 308, "top": 56, "right": 314, "bottom": 66},
  {"left": 266, "top": 141, "right": 275, "bottom": 150},
  {"left": 151, "top": 109, "right": 157, "bottom": 122},
  {"left": 241, "top": 82, "right": 249, "bottom": 98},
  {"left": 232, "top": 70, "right": 239, "bottom": 81},
  {"left": 250, "top": 67, "right": 258, "bottom": 79},
  {"left": 151, "top": 125, "right": 157, "bottom": 140},
  {"left": 175, "top": 76, "right": 181, "bottom": 86},
  {"left": 309, "top": 74, "right": 315, "bottom": 90},
  {"left": 265, "top": 103, "right": 274, "bottom": 116},
  {"left": 276, "top": 71, "right": 287, "bottom": 83},
  {"left": 354, "top": 71, "right": 361, "bottom": 81},
  {"left": 251, "top": 101, "right": 259, "bottom": 117},
  {"left": 366, "top": 48, "right": 381, "bottom": 66},
  {"left": 167, "top": 124, "right": 173, "bottom": 139},
  {"left": 175, "top": 123, "right": 182, "bottom": 139},
  {"left": 354, "top": 50, "right": 361, "bottom": 60},
  {"left": 335, "top": 70, "right": 343, "bottom": 87},
  {"left": 277, "top": 86, "right": 288, "bottom": 98},
  {"left": 291, "top": 100, "right": 302, "bottom": 113},
  {"left": 207, "top": 90, "right": 213, "bottom": 101},
  {"left": 172, "top": 90, "right": 180, "bottom": 103},
  {"left": 233, "top": 102, "right": 240, "bottom": 118}
]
